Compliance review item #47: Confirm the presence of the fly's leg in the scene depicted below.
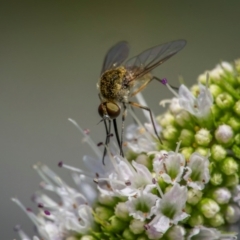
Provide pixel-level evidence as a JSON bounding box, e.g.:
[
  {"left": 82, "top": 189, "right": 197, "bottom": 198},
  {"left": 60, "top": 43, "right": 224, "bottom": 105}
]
[
  {"left": 113, "top": 118, "right": 124, "bottom": 157},
  {"left": 102, "top": 118, "right": 111, "bottom": 165},
  {"left": 119, "top": 103, "right": 127, "bottom": 157},
  {"left": 128, "top": 101, "right": 162, "bottom": 144}
]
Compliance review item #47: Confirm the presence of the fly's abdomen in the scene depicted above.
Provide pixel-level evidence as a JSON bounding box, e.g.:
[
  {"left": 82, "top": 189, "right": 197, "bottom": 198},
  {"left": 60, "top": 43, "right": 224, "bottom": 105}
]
[{"left": 100, "top": 67, "right": 127, "bottom": 100}]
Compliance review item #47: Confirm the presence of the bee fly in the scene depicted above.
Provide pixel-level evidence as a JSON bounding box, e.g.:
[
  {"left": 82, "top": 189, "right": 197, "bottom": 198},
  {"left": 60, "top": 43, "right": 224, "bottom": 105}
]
[{"left": 97, "top": 40, "right": 186, "bottom": 164}]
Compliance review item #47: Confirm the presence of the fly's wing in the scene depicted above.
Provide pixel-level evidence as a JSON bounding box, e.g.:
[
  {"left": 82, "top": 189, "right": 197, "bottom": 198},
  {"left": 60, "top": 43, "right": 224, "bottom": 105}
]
[
  {"left": 125, "top": 39, "right": 186, "bottom": 83},
  {"left": 101, "top": 41, "right": 130, "bottom": 74}
]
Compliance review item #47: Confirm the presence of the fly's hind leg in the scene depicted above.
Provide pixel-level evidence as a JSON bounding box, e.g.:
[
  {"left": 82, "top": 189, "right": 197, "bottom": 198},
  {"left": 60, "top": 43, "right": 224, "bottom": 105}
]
[{"left": 128, "top": 101, "right": 162, "bottom": 144}]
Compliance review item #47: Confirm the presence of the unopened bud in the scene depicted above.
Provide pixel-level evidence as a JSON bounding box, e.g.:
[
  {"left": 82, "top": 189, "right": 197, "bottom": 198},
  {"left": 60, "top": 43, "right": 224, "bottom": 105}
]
[
  {"left": 158, "top": 112, "right": 175, "bottom": 127},
  {"left": 95, "top": 206, "right": 113, "bottom": 221},
  {"left": 209, "top": 84, "right": 222, "bottom": 98},
  {"left": 179, "top": 129, "right": 194, "bottom": 146},
  {"left": 107, "top": 216, "right": 128, "bottom": 233},
  {"left": 211, "top": 144, "right": 227, "bottom": 162},
  {"left": 98, "top": 194, "right": 118, "bottom": 207},
  {"left": 162, "top": 126, "right": 178, "bottom": 141},
  {"left": 187, "top": 189, "right": 203, "bottom": 205},
  {"left": 210, "top": 172, "right": 223, "bottom": 186},
  {"left": 216, "top": 93, "right": 234, "bottom": 110},
  {"left": 122, "top": 228, "right": 135, "bottom": 239},
  {"left": 225, "top": 174, "right": 239, "bottom": 187},
  {"left": 188, "top": 212, "right": 204, "bottom": 227},
  {"left": 180, "top": 147, "right": 194, "bottom": 160},
  {"left": 225, "top": 204, "right": 240, "bottom": 224},
  {"left": 115, "top": 202, "right": 130, "bottom": 221},
  {"left": 129, "top": 219, "right": 145, "bottom": 234},
  {"left": 195, "top": 128, "right": 212, "bottom": 147},
  {"left": 209, "top": 213, "right": 225, "bottom": 227},
  {"left": 221, "top": 157, "right": 238, "bottom": 175},
  {"left": 199, "top": 198, "right": 220, "bottom": 218},
  {"left": 212, "top": 187, "right": 231, "bottom": 204},
  {"left": 164, "top": 225, "right": 186, "bottom": 239},
  {"left": 215, "top": 124, "right": 233, "bottom": 145}
]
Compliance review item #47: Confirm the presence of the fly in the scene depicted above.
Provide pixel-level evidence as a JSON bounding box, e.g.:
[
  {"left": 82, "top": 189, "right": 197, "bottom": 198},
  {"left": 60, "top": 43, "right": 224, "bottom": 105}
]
[{"left": 97, "top": 40, "right": 186, "bottom": 164}]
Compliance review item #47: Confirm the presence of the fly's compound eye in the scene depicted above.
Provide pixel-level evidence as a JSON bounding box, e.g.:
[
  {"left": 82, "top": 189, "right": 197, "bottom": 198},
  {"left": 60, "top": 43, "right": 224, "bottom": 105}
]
[{"left": 98, "top": 102, "right": 120, "bottom": 119}]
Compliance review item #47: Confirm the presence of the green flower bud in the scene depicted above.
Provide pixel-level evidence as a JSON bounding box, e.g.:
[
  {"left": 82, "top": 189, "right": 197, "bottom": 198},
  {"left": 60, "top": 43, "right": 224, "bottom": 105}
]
[
  {"left": 209, "top": 84, "right": 223, "bottom": 98},
  {"left": 180, "top": 147, "right": 194, "bottom": 159},
  {"left": 115, "top": 202, "right": 130, "bottom": 221},
  {"left": 129, "top": 219, "right": 145, "bottom": 234},
  {"left": 188, "top": 212, "right": 204, "bottom": 227},
  {"left": 158, "top": 112, "right": 175, "bottom": 127},
  {"left": 187, "top": 189, "right": 203, "bottom": 205},
  {"left": 225, "top": 173, "right": 239, "bottom": 187},
  {"left": 195, "top": 147, "right": 208, "bottom": 156},
  {"left": 175, "top": 111, "right": 192, "bottom": 127},
  {"left": 233, "top": 100, "right": 240, "bottom": 116},
  {"left": 194, "top": 128, "right": 212, "bottom": 147},
  {"left": 210, "top": 172, "right": 223, "bottom": 186},
  {"left": 215, "top": 124, "right": 233, "bottom": 145},
  {"left": 216, "top": 93, "right": 234, "bottom": 110},
  {"left": 232, "top": 144, "right": 240, "bottom": 159},
  {"left": 98, "top": 194, "right": 119, "bottom": 207},
  {"left": 225, "top": 204, "right": 240, "bottom": 224},
  {"left": 221, "top": 157, "right": 238, "bottom": 175},
  {"left": 234, "top": 133, "right": 240, "bottom": 145},
  {"left": 80, "top": 236, "right": 96, "bottom": 240},
  {"left": 199, "top": 198, "right": 220, "bottom": 218},
  {"left": 190, "top": 84, "right": 200, "bottom": 97},
  {"left": 208, "top": 213, "right": 225, "bottom": 227},
  {"left": 165, "top": 225, "right": 186, "bottom": 239},
  {"left": 122, "top": 228, "right": 135, "bottom": 240},
  {"left": 179, "top": 129, "right": 194, "bottom": 147},
  {"left": 197, "top": 71, "right": 208, "bottom": 84},
  {"left": 228, "top": 116, "right": 240, "bottom": 131},
  {"left": 107, "top": 216, "right": 129, "bottom": 233},
  {"left": 162, "top": 126, "right": 178, "bottom": 141},
  {"left": 95, "top": 206, "right": 114, "bottom": 221},
  {"left": 212, "top": 187, "right": 231, "bottom": 204},
  {"left": 211, "top": 144, "right": 227, "bottom": 162}
]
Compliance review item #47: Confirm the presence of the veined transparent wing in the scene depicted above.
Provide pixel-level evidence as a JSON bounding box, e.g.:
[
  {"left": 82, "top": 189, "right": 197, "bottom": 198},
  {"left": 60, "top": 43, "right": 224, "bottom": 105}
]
[
  {"left": 125, "top": 39, "right": 186, "bottom": 80},
  {"left": 101, "top": 41, "right": 130, "bottom": 74}
]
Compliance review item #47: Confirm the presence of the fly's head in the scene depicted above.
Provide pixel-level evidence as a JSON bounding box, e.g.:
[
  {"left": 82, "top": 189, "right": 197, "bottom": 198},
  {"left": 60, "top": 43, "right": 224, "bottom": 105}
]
[{"left": 98, "top": 101, "right": 121, "bottom": 120}]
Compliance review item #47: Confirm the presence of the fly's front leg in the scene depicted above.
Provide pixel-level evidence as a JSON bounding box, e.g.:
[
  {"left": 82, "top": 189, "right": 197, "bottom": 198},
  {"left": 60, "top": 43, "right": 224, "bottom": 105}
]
[
  {"left": 120, "top": 103, "right": 127, "bottom": 157},
  {"left": 113, "top": 118, "right": 124, "bottom": 157},
  {"left": 128, "top": 101, "right": 162, "bottom": 144}
]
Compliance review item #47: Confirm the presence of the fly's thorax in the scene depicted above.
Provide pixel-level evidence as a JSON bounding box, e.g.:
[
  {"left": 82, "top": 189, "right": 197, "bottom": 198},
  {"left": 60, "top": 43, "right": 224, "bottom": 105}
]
[{"left": 99, "top": 66, "right": 130, "bottom": 102}]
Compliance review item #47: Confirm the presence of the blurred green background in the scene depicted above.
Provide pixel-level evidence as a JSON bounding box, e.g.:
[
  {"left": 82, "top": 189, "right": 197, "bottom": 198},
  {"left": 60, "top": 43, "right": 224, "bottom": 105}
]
[{"left": 1, "top": 1, "right": 240, "bottom": 239}]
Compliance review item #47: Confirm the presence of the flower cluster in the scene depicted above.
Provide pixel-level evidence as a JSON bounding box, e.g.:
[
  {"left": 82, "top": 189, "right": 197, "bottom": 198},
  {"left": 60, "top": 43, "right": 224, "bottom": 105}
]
[{"left": 12, "top": 60, "right": 240, "bottom": 240}]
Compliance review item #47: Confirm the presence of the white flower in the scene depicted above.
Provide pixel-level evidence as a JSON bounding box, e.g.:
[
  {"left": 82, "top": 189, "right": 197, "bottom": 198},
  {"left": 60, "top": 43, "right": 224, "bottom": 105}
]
[
  {"left": 126, "top": 190, "right": 158, "bottom": 221},
  {"left": 178, "top": 84, "right": 213, "bottom": 118},
  {"left": 169, "top": 97, "right": 183, "bottom": 115},
  {"left": 147, "top": 183, "right": 188, "bottom": 234},
  {"left": 213, "top": 187, "right": 232, "bottom": 204},
  {"left": 183, "top": 152, "right": 210, "bottom": 190},
  {"left": 215, "top": 124, "right": 233, "bottom": 144},
  {"left": 187, "top": 226, "right": 236, "bottom": 240},
  {"left": 12, "top": 163, "right": 96, "bottom": 240},
  {"left": 153, "top": 151, "right": 185, "bottom": 185},
  {"left": 126, "top": 124, "right": 156, "bottom": 153},
  {"left": 107, "top": 157, "right": 154, "bottom": 196}
]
